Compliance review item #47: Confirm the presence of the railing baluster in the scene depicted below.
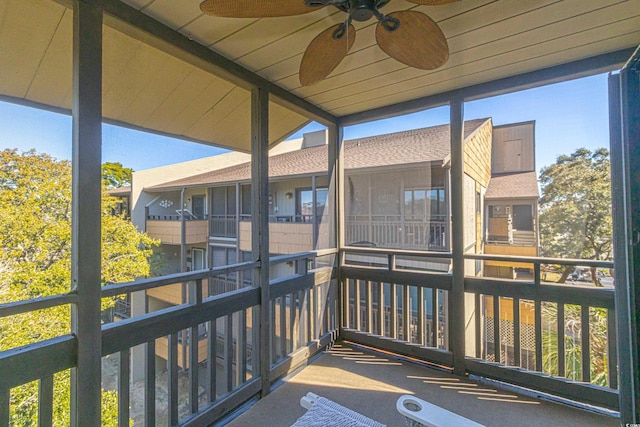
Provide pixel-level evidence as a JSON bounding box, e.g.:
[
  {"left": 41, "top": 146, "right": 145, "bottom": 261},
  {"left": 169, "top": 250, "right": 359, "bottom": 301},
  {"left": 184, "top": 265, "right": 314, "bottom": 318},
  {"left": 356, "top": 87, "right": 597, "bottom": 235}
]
[
  {"left": 271, "top": 300, "right": 277, "bottom": 364},
  {"left": 118, "top": 350, "right": 131, "bottom": 427},
  {"left": 207, "top": 320, "right": 216, "bottom": 403},
  {"left": 225, "top": 315, "right": 234, "bottom": 393},
  {"left": 513, "top": 298, "right": 521, "bottom": 367},
  {"left": 324, "top": 281, "right": 331, "bottom": 335},
  {"left": 354, "top": 280, "right": 361, "bottom": 331},
  {"left": 607, "top": 308, "right": 618, "bottom": 389},
  {"left": 366, "top": 281, "right": 373, "bottom": 333},
  {"left": 535, "top": 300, "right": 543, "bottom": 372},
  {"left": 581, "top": 306, "right": 591, "bottom": 383},
  {"left": 307, "top": 287, "right": 312, "bottom": 343},
  {"left": 279, "top": 296, "right": 287, "bottom": 357},
  {"left": 312, "top": 284, "right": 318, "bottom": 339},
  {"left": 417, "top": 287, "right": 425, "bottom": 346},
  {"left": 38, "top": 374, "right": 53, "bottom": 427},
  {"left": 474, "top": 293, "right": 481, "bottom": 358},
  {"left": 432, "top": 288, "right": 438, "bottom": 347},
  {"left": 403, "top": 285, "right": 411, "bottom": 342},
  {"left": 342, "top": 279, "right": 350, "bottom": 329},
  {"left": 239, "top": 309, "right": 247, "bottom": 384},
  {"left": 0, "top": 388, "right": 9, "bottom": 426},
  {"left": 493, "top": 296, "right": 501, "bottom": 364},
  {"left": 190, "top": 325, "right": 199, "bottom": 414},
  {"left": 145, "top": 340, "right": 156, "bottom": 427},
  {"left": 557, "top": 304, "right": 565, "bottom": 378},
  {"left": 290, "top": 292, "right": 297, "bottom": 352},
  {"left": 193, "top": 278, "right": 203, "bottom": 304},
  {"left": 377, "top": 282, "right": 385, "bottom": 337},
  {"left": 390, "top": 284, "right": 397, "bottom": 339},
  {"left": 168, "top": 333, "right": 179, "bottom": 426}
]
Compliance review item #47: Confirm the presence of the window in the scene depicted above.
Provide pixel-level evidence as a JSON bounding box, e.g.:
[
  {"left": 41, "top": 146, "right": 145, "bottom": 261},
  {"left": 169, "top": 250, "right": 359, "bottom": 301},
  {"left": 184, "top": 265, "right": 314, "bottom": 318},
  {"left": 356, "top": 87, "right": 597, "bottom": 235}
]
[
  {"left": 296, "top": 187, "right": 328, "bottom": 222},
  {"left": 404, "top": 189, "right": 426, "bottom": 220},
  {"left": 192, "top": 195, "right": 206, "bottom": 219},
  {"left": 428, "top": 188, "right": 446, "bottom": 217},
  {"left": 404, "top": 188, "right": 445, "bottom": 221}
]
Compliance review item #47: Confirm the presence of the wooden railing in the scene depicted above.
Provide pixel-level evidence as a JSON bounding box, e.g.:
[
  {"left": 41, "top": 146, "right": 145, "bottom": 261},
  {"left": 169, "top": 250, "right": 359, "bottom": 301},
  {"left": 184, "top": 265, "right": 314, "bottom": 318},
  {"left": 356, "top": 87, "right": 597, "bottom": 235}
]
[
  {"left": 0, "top": 246, "right": 619, "bottom": 424},
  {"left": 210, "top": 214, "right": 237, "bottom": 238},
  {"left": 345, "top": 217, "right": 448, "bottom": 251},
  {"left": 339, "top": 247, "right": 618, "bottom": 411},
  {"left": 0, "top": 251, "right": 337, "bottom": 426},
  {"left": 464, "top": 253, "right": 617, "bottom": 409},
  {"left": 340, "top": 247, "right": 453, "bottom": 366}
]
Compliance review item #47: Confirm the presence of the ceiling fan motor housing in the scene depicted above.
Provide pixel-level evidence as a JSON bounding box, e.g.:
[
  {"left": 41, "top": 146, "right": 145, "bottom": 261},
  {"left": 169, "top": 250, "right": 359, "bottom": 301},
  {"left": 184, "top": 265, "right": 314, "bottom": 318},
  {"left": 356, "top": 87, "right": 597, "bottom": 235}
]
[{"left": 350, "top": 0, "right": 392, "bottom": 21}]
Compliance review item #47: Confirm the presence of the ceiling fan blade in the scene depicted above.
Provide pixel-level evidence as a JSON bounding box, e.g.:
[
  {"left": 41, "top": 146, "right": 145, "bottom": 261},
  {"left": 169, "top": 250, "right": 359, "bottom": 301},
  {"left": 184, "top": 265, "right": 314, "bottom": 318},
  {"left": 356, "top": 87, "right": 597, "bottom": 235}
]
[
  {"left": 407, "top": 0, "right": 461, "bottom": 5},
  {"left": 376, "top": 11, "right": 448, "bottom": 70},
  {"left": 299, "top": 23, "right": 356, "bottom": 86},
  {"left": 200, "top": 0, "right": 322, "bottom": 18}
]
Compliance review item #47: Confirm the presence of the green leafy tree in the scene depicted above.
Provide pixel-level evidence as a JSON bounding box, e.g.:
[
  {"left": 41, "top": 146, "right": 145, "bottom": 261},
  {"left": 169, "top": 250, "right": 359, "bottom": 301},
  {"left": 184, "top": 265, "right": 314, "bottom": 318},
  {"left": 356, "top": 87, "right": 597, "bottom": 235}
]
[
  {"left": 102, "top": 161, "right": 133, "bottom": 189},
  {"left": 541, "top": 303, "right": 609, "bottom": 386},
  {"left": 538, "top": 148, "right": 612, "bottom": 285},
  {"left": 0, "top": 149, "right": 156, "bottom": 425}
]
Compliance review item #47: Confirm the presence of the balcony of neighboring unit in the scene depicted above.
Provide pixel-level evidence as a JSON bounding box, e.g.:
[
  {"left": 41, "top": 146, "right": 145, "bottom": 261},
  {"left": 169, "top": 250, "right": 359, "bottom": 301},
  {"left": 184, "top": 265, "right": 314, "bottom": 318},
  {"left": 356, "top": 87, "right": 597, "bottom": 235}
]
[
  {"left": 146, "top": 279, "right": 209, "bottom": 305},
  {"left": 487, "top": 204, "right": 536, "bottom": 247},
  {"left": 237, "top": 215, "right": 324, "bottom": 254},
  {"left": 345, "top": 215, "right": 449, "bottom": 251},
  {"left": 145, "top": 214, "right": 209, "bottom": 245}
]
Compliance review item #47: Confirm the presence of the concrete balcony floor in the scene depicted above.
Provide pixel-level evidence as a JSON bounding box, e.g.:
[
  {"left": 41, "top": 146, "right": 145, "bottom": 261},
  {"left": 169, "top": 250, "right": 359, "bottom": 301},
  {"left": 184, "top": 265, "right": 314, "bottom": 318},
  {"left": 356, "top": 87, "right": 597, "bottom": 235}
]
[{"left": 227, "top": 343, "right": 618, "bottom": 427}]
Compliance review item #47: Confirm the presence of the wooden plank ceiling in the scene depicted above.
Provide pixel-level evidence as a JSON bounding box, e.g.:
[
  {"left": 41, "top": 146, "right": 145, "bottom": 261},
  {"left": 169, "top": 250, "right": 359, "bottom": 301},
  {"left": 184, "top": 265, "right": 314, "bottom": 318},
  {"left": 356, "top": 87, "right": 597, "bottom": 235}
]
[{"left": 1, "top": 0, "right": 640, "bottom": 152}]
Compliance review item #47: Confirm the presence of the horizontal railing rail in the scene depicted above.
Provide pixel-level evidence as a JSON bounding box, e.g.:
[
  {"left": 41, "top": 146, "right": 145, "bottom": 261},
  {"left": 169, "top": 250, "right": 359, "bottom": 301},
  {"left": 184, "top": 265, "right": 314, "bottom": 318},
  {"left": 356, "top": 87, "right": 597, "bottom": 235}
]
[
  {"left": 0, "top": 293, "right": 78, "bottom": 319},
  {"left": 465, "top": 253, "right": 615, "bottom": 268},
  {"left": 101, "top": 261, "right": 259, "bottom": 297}
]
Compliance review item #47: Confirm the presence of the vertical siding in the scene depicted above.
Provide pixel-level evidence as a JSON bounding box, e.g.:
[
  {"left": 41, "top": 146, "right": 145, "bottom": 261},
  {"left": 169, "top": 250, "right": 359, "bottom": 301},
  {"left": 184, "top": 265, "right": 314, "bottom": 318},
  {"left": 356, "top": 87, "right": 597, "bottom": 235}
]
[
  {"left": 492, "top": 122, "right": 535, "bottom": 173},
  {"left": 464, "top": 119, "right": 493, "bottom": 187}
]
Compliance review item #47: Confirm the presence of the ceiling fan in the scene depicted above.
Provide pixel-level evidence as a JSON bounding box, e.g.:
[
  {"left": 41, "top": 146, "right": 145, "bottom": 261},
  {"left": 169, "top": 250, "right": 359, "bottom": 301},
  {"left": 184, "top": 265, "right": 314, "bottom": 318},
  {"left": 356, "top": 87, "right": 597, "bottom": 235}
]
[{"left": 199, "top": 0, "right": 459, "bottom": 86}]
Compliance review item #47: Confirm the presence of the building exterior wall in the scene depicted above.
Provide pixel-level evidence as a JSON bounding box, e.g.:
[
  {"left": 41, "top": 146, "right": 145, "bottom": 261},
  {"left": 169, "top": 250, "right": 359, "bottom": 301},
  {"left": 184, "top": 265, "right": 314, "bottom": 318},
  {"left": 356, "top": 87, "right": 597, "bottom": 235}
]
[
  {"left": 491, "top": 122, "right": 535, "bottom": 174},
  {"left": 464, "top": 119, "right": 493, "bottom": 187},
  {"left": 463, "top": 174, "right": 477, "bottom": 252}
]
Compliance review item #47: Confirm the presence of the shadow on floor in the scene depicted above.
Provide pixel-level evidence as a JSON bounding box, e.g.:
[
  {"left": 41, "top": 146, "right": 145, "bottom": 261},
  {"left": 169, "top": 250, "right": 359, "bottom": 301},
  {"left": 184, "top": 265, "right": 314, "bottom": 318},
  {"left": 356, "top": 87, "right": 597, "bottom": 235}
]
[{"left": 224, "top": 342, "right": 619, "bottom": 427}]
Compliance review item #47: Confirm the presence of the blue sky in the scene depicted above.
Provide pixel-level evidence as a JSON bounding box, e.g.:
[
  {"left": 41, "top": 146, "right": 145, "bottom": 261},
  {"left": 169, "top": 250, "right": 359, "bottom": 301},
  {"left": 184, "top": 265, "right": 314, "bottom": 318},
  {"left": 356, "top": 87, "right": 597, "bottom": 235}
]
[{"left": 0, "top": 73, "right": 609, "bottom": 172}]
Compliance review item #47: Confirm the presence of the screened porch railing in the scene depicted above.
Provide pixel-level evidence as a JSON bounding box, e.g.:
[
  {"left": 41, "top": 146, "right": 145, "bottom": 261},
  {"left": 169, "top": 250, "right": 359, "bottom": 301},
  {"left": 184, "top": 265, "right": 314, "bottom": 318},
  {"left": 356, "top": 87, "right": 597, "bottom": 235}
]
[
  {"left": 340, "top": 247, "right": 618, "bottom": 411},
  {"left": 0, "top": 250, "right": 337, "bottom": 426}
]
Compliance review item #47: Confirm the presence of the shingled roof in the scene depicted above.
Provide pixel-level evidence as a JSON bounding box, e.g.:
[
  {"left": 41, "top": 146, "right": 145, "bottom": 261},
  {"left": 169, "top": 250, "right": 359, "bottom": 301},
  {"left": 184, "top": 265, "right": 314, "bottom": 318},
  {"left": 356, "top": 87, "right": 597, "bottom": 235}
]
[
  {"left": 485, "top": 171, "right": 540, "bottom": 200},
  {"left": 146, "top": 119, "right": 490, "bottom": 191}
]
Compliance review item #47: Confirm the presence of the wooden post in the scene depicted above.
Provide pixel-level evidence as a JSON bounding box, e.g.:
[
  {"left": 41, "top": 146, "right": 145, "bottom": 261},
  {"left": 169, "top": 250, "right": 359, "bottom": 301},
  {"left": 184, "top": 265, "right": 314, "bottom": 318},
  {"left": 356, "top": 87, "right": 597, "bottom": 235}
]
[
  {"left": 449, "top": 99, "right": 466, "bottom": 375},
  {"left": 70, "top": 2, "right": 103, "bottom": 425},
  {"left": 251, "top": 87, "right": 270, "bottom": 396}
]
